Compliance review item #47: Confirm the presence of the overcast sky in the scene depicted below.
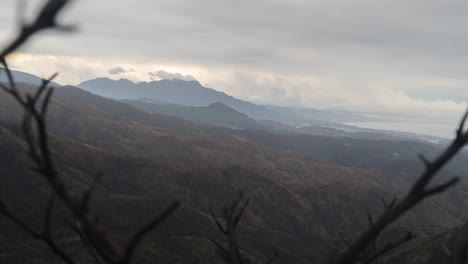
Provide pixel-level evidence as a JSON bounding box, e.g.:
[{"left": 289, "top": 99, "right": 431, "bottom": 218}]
[{"left": 2, "top": 0, "right": 468, "bottom": 121}]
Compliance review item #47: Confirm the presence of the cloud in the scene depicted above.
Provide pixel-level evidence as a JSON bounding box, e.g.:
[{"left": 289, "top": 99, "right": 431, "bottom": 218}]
[
  {"left": 147, "top": 70, "right": 196, "bottom": 81},
  {"left": 208, "top": 70, "right": 467, "bottom": 122},
  {"left": 108, "top": 66, "right": 126, "bottom": 75},
  {"left": 8, "top": 53, "right": 468, "bottom": 123},
  {"left": 3, "top": 0, "right": 468, "bottom": 122}
]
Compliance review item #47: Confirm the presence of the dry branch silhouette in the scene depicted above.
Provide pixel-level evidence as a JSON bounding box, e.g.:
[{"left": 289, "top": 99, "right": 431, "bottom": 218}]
[
  {"left": 1, "top": 1, "right": 468, "bottom": 264},
  {"left": 332, "top": 111, "right": 468, "bottom": 264},
  {"left": 210, "top": 192, "right": 278, "bottom": 264},
  {"left": 0, "top": 1, "right": 180, "bottom": 263}
]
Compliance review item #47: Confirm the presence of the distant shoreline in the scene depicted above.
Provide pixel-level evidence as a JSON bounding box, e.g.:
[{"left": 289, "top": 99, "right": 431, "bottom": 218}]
[{"left": 345, "top": 121, "right": 455, "bottom": 139}]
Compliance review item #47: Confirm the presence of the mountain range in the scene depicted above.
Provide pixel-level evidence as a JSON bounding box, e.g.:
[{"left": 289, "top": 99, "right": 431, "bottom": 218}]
[
  {"left": 78, "top": 77, "right": 376, "bottom": 125},
  {"left": 0, "top": 67, "right": 61, "bottom": 87},
  {"left": 1, "top": 69, "right": 446, "bottom": 143},
  {"left": 0, "top": 71, "right": 465, "bottom": 263},
  {"left": 78, "top": 76, "right": 450, "bottom": 144},
  {"left": 122, "top": 99, "right": 277, "bottom": 131}
]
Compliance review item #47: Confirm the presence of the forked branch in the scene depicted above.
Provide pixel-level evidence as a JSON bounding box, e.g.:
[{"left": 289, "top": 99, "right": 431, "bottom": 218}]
[
  {"left": 210, "top": 193, "right": 278, "bottom": 264},
  {"left": 0, "top": 1, "right": 180, "bottom": 263},
  {"left": 332, "top": 110, "right": 468, "bottom": 264}
]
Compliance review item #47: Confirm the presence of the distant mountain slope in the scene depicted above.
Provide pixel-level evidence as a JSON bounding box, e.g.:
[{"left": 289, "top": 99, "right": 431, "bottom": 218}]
[
  {"left": 2, "top": 83, "right": 468, "bottom": 263},
  {"left": 122, "top": 99, "right": 275, "bottom": 130},
  {"left": 0, "top": 68, "right": 61, "bottom": 87},
  {"left": 0, "top": 69, "right": 446, "bottom": 142},
  {"left": 77, "top": 77, "right": 375, "bottom": 126},
  {"left": 78, "top": 78, "right": 268, "bottom": 117}
]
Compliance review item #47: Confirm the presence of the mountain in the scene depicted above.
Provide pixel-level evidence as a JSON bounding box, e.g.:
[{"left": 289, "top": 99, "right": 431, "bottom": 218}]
[
  {"left": 0, "top": 68, "right": 61, "bottom": 87},
  {"left": 121, "top": 98, "right": 444, "bottom": 143},
  {"left": 122, "top": 98, "right": 285, "bottom": 130},
  {"left": 78, "top": 77, "right": 268, "bottom": 117},
  {"left": 82, "top": 77, "right": 445, "bottom": 144},
  {"left": 2, "top": 82, "right": 468, "bottom": 263},
  {"left": 77, "top": 77, "right": 375, "bottom": 127},
  {"left": 7, "top": 73, "right": 442, "bottom": 143}
]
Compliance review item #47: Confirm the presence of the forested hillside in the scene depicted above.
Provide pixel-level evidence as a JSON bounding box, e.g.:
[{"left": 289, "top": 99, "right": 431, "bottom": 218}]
[{"left": 1, "top": 84, "right": 468, "bottom": 263}]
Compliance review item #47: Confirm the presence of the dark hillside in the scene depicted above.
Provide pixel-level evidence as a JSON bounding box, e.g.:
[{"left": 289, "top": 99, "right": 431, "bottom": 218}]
[{"left": 1, "top": 84, "right": 468, "bottom": 263}]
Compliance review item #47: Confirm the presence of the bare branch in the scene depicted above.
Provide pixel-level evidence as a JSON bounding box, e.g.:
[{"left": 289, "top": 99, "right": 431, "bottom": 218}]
[
  {"left": 265, "top": 250, "right": 279, "bottom": 264},
  {"left": 332, "top": 110, "right": 468, "bottom": 264},
  {"left": 33, "top": 72, "right": 58, "bottom": 103},
  {"left": 42, "top": 194, "right": 56, "bottom": 237},
  {"left": 210, "top": 238, "right": 230, "bottom": 260},
  {"left": 457, "top": 110, "right": 468, "bottom": 137},
  {"left": 233, "top": 198, "right": 250, "bottom": 228},
  {"left": 210, "top": 193, "right": 256, "bottom": 264},
  {"left": 67, "top": 220, "right": 104, "bottom": 264},
  {"left": 363, "top": 233, "right": 415, "bottom": 264},
  {"left": 1, "top": 2, "right": 181, "bottom": 263},
  {"left": 0, "top": 0, "right": 72, "bottom": 59},
  {"left": 210, "top": 205, "right": 228, "bottom": 234},
  {"left": 418, "top": 154, "right": 430, "bottom": 167},
  {"left": 0, "top": 201, "right": 42, "bottom": 239},
  {"left": 339, "top": 232, "right": 352, "bottom": 249},
  {"left": 79, "top": 173, "right": 102, "bottom": 212},
  {"left": 120, "top": 201, "right": 180, "bottom": 264},
  {"left": 0, "top": 199, "right": 75, "bottom": 264}
]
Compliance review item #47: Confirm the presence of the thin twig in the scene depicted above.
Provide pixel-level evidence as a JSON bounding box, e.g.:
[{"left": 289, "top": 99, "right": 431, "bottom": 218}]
[
  {"left": 332, "top": 110, "right": 468, "bottom": 264},
  {"left": 1, "top": 1, "right": 181, "bottom": 263}
]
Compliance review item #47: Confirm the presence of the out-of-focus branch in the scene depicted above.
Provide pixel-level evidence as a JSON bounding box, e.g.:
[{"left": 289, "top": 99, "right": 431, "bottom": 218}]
[
  {"left": 210, "top": 193, "right": 277, "bottom": 264},
  {"left": 0, "top": 1, "right": 180, "bottom": 263},
  {"left": 363, "top": 233, "right": 415, "bottom": 264},
  {"left": 120, "top": 201, "right": 180, "bottom": 263},
  {"left": 332, "top": 110, "right": 468, "bottom": 264},
  {"left": 1, "top": 57, "right": 181, "bottom": 264},
  {"left": 0, "top": 0, "right": 72, "bottom": 59},
  {"left": 338, "top": 206, "right": 415, "bottom": 263},
  {"left": 0, "top": 195, "right": 74, "bottom": 264},
  {"left": 210, "top": 193, "right": 250, "bottom": 264}
]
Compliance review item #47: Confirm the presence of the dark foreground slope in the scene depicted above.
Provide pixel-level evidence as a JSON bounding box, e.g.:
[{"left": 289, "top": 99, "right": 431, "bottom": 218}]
[
  {"left": 381, "top": 223, "right": 468, "bottom": 264},
  {"left": 1, "top": 84, "right": 468, "bottom": 263}
]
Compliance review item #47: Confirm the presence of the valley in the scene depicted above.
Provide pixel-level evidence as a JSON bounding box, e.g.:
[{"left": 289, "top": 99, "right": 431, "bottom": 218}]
[{"left": 0, "top": 76, "right": 466, "bottom": 263}]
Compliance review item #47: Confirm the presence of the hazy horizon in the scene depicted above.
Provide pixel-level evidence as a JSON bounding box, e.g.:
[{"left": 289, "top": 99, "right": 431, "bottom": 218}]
[
  {"left": 1, "top": 0, "right": 468, "bottom": 125},
  {"left": 4, "top": 2, "right": 468, "bottom": 263},
  {"left": 2, "top": 65, "right": 462, "bottom": 139}
]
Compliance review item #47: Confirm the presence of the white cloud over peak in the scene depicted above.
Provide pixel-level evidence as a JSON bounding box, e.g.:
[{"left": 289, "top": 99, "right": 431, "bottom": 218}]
[
  {"left": 2, "top": 0, "right": 468, "bottom": 123},
  {"left": 147, "top": 70, "right": 197, "bottom": 81},
  {"left": 108, "top": 66, "right": 126, "bottom": 75}
]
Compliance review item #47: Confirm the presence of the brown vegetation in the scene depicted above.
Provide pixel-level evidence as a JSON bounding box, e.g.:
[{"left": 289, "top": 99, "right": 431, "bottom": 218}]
[{"left": 2, "top": 1, "right": 468, "bottom": 264}]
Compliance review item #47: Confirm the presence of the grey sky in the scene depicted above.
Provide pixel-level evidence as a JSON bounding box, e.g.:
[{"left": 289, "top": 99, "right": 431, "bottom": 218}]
[{"left": 2, "top": 0, "right": 468, "bottom": 120}]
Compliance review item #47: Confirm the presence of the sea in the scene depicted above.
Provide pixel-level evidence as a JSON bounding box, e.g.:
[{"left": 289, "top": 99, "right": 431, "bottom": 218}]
[{"left": 345, "top": 121, "right": 457, "bottom": 139}]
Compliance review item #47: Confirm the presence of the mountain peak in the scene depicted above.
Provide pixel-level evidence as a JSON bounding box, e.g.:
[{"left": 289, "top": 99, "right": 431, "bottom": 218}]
[
  {"left": 80, "top": 77, "right": 135, "bottom": 85},
  {"left": 208, "top": 102, "right": 233, "bottom": 111},
  {"left": 206, "top": 102, "right": 249, "bottom": 117},
  {"left": 151, "top": 78, "right": 201, "bottom": 84},
  {"left": 77, "top": 76, "right": 266, "bottom": 117},
  {"left": 139, "top": 78, "right": 203, "bottom": 89}
]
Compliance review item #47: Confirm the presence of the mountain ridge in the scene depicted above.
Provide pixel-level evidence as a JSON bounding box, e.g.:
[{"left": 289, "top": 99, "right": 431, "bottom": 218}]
[
  {"left": 0, "top": 69, "right": 451, "bottom": 143},
  {"left": 77, "top": 77, "right": 376, "bottom": 125},
  {"left": 122, "top": 98, "right": 272, "bottom": 130},
  {"left": 1, "top": 82, "right": 468, "bottom": 263},
  {"left": 0, "top": 67, "right": 61, "bottom": 87}
]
